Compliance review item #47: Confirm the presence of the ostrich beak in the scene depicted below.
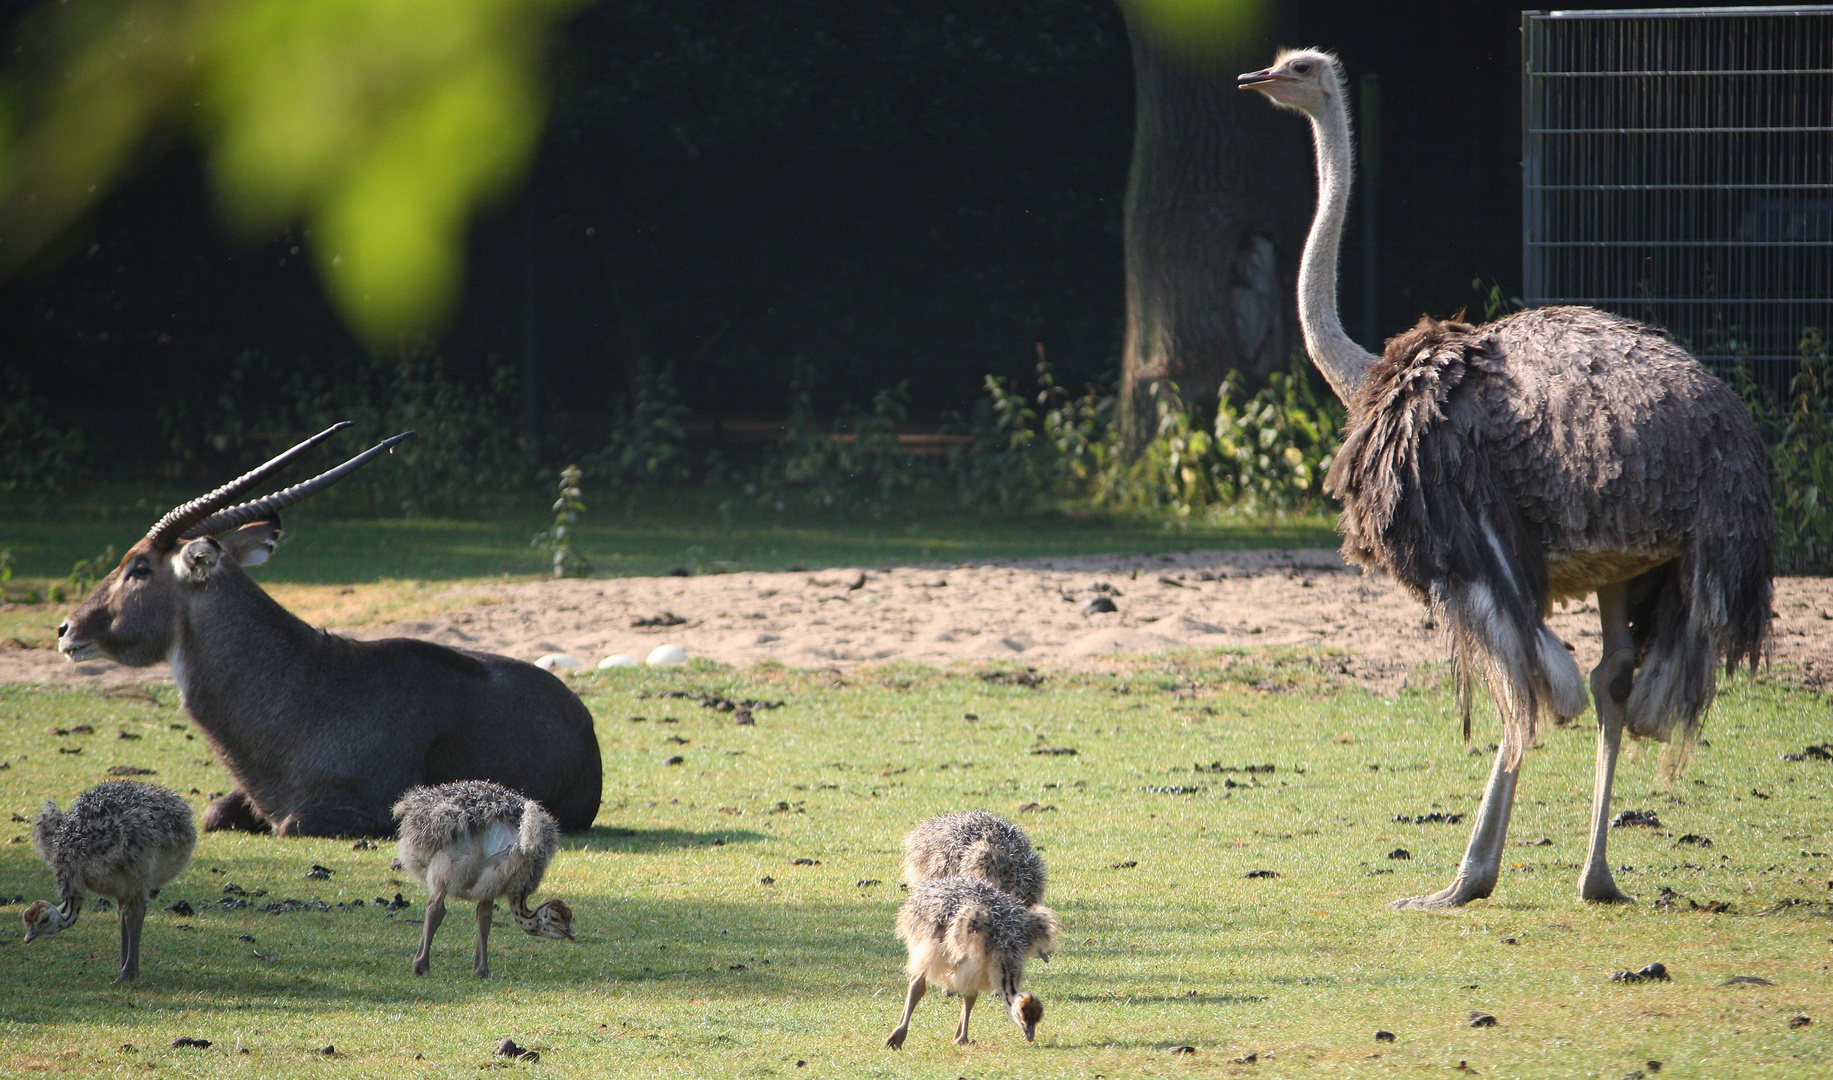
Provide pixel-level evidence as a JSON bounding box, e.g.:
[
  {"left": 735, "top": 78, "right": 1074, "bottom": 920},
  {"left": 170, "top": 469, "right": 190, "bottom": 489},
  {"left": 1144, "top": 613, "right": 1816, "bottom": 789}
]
[{"left": 1237, "top": 68, "right": 1288, "bottom": 90}]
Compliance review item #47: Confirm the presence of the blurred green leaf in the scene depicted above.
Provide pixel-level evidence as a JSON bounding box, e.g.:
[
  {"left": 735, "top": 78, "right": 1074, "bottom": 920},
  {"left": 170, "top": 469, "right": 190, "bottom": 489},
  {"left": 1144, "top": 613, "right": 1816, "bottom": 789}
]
[
  {"left": 0, "top": 0, "right": 580, "bottom": 345},
  {"left": 1121, "top": 0, "right": 1267, "bottom": 53}
]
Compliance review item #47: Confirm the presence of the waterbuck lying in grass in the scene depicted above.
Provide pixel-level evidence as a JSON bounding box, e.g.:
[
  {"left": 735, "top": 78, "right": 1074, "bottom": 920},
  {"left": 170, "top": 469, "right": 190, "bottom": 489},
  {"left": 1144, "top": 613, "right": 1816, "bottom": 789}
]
[{"left": 56, "top": 424, "right": 603, "bottom": 838}]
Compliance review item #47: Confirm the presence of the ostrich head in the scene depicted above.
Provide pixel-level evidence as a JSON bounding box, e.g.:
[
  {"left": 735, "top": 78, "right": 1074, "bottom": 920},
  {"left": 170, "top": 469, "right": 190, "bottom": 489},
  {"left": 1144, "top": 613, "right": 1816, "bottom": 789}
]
[
  {"left": 1236, "top": 49, "right": 1345, "bottom": 114},
  {"left": 22, "top": 901, "right": 68, "bottom": 943},
  {"left": 518, "top": 898, "right": 575, "bottom": 940},
  {"left": 1007, "top": 992, "right": 1044, "bottom": 1042}
]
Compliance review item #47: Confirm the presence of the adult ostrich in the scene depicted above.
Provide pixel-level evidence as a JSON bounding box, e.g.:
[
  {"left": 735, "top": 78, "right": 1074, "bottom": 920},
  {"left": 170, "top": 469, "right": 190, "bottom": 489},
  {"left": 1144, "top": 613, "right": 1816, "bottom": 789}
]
[{"left": 1238, "top": 50, "right": 1772, "bottom": 908}]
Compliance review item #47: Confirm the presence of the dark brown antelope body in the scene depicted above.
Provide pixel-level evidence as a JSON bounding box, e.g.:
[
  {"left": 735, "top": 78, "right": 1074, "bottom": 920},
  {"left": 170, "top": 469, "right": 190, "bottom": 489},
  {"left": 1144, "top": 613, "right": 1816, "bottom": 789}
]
[{"left": 57, "top": 426, "right": 602, "bottom": 838}]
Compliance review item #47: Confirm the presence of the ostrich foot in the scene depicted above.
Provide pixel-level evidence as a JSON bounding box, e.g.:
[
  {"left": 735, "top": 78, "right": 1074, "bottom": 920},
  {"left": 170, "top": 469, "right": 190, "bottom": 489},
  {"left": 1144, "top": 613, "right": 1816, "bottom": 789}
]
[
  {"left": 411, "top": 956, "right": 431, "bottom": 976},
  {"left": 1387, "top": 878, "right": 1494, "bottom": 911},
  {"left": 952, "top": 1036, "right": 976, "bottom": 1046},
  {"left": 1579, "top": 871, "right": 1635, "bottom": 905},
  {"left": 884, "top": 1028, "right": 908, "bottom": 1050}
]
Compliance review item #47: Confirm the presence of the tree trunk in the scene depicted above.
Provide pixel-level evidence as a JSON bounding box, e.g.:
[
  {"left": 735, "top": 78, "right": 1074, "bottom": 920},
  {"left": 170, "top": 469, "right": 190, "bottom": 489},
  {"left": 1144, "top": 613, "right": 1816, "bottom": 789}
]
[{"left": 1117, "top": 14, "right": 1308, "bottom": 456}]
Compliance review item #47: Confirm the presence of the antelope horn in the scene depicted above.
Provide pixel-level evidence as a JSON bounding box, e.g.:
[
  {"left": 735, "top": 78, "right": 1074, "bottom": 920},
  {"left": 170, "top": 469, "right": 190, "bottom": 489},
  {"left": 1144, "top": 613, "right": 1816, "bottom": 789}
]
[
  {"left": 180, "top": 431, "right": 416, "bottom": 541},
  {"left": 145, "top": 423, "right": 353, "bottom": 549}
]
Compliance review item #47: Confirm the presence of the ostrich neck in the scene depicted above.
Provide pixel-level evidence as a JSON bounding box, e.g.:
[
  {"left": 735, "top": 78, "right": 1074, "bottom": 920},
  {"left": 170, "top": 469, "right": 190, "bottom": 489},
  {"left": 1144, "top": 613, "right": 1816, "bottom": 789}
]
[{"left": 1298, "top": 93, "right": 1377, "bottom": 402}]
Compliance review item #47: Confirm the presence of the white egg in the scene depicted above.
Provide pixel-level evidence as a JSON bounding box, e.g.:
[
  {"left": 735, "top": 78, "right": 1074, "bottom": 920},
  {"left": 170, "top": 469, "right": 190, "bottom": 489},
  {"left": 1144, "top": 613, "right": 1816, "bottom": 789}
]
[
  {"left": 597, "top": 653, "right": 640, "bottom": 669},
  {"left": 534, "top": 653, "right": 581, "bottom": 672},
  {"left": 646, "top": 644, "right": 688, "bottom": 666}
]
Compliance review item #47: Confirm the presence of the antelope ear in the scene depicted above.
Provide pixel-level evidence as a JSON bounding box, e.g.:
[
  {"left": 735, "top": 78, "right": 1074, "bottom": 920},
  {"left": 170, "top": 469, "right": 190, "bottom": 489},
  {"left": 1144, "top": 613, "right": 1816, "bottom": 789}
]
[
  {"left": 177, "top": 538, "right": 222, "bottom": 585},
  {"left": 219, "top": 520, "right": 283, "bottom": 567}
]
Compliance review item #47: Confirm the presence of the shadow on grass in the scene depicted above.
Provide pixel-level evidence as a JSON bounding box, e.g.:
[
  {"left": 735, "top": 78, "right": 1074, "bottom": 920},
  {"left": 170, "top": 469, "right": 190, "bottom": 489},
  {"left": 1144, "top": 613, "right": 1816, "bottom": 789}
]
[
  {"left": 565, "top": 826, "right": 768, "bottom": 852},
  {"left": 0, "top": 897, "right": 908, "bottom": 1015},
  {"left": 1060, "top": 993, "right": 1270, "bottom": 1006}
]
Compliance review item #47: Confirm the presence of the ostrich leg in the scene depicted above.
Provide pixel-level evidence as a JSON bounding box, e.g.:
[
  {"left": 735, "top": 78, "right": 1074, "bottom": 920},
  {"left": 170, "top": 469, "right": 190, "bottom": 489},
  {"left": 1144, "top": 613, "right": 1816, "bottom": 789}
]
[
  {"left": 1388, "top": 734, "right": 1520, "bottom": 910},
  {"left": 885, "top": 974, "right": 926, "bottom": 1049},
  {"left": 954, "top": 993, "right": 978, "bottom": 1045},
  {"left": 1579, "top": 582, "right": 1636, "bottom": 903}
]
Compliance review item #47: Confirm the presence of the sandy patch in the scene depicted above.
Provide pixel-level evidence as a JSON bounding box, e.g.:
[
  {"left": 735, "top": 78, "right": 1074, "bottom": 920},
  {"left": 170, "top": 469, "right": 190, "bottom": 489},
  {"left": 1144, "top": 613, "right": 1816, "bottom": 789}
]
[{"left": 6, "top": 550, "right": 1829, "bottom": 696}]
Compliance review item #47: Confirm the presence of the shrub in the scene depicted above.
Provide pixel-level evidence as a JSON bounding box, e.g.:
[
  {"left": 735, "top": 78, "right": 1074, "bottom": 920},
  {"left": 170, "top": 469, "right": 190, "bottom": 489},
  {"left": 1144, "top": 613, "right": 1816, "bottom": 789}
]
[
  {"left": 954, "top": 358, "right": 1341, "bottom": 520},
  {"left": 594, "top": 362, "right": 690, "bottom": 485},
  {"left": 0, "top": 370, "right": 86, "bottom": 492},
  {"left": 762, "top": 370, "right": 939, "bottom": 517},
  {"left": 533, "top": 464, "right": 589, "bottom": 578},
  {"left": 951, "top": 362, "right": 1112, "bottom": 513},
  {"left": 158, "top": 351, "right": 532, "bottom": 516},
  {"left": 1763, "top": 330, "right": 1833, "bottom": 572}
]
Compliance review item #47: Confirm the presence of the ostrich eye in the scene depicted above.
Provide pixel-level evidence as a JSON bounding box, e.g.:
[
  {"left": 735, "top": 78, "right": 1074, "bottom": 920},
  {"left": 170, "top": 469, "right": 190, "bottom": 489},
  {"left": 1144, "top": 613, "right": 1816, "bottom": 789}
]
[{"left": 1293, "top": 61, "right": 1313, "bottom": 74}]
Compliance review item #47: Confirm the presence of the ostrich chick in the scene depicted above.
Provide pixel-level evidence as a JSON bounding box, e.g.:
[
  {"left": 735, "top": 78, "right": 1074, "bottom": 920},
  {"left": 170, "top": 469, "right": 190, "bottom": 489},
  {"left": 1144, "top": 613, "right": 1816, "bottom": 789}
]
[
  {"left": 24, "top": 780, "right": 197, "bottom": 983},
  {"left": 885, "top": 877, "right": 1060, "bottom": 1049},
  {"left": 393, "top": 780, "right": 575, "bottom": 978},
  {"left": 902, "top": 810, "right": 1045, "bottom": 905}
]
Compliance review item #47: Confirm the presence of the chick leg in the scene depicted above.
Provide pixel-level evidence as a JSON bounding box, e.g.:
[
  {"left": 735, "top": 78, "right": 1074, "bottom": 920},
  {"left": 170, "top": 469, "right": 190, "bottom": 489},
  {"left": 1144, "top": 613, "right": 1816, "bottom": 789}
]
[
  {"left": 954, "top": 993, "right": 978, "bottom": 1045},
  {"left": 412, "top": 895, "right": 445, "bottom": 976},
  {"left": 885, "top": 974, "right": 926, "bottom": 1049},
  {"left": 473, "top": 900, "right": 494, "bottom": 978}
]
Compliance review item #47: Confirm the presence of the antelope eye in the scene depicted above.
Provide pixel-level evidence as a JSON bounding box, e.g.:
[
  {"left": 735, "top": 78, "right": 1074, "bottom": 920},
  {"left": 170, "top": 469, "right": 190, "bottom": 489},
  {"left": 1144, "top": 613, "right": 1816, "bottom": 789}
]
[{"left": 126, "top": 562, "right": 152, "bottom": 581}]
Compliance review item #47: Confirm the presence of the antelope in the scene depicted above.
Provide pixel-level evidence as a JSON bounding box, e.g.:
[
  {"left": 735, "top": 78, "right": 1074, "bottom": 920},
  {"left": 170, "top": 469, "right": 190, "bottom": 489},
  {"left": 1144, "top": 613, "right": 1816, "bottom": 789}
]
[{"left": 57, "top": 424, "right": 603, "bottom": 838}]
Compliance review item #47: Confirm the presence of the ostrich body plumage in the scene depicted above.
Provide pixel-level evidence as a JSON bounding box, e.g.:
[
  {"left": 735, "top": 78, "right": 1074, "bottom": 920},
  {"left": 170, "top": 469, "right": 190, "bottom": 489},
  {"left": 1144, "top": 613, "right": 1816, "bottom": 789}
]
[
  {"left": 885, "top": 876, "right": 1059, "bottom": 1049},
  {"left": 25, "top": 780, "right": 196, "bottom": 982},
  {"left": 901, "top": 810, "right": 1046, "bottom": 905},
  {"left": 393, "top": 780, "right": 574, "bottom": 977}
]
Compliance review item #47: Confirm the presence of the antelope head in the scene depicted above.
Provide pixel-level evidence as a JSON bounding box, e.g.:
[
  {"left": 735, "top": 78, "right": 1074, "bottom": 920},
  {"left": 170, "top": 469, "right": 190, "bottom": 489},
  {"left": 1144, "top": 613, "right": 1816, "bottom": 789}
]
[{"left": 58, "top": 424, "right": 414, "bottom": 667}]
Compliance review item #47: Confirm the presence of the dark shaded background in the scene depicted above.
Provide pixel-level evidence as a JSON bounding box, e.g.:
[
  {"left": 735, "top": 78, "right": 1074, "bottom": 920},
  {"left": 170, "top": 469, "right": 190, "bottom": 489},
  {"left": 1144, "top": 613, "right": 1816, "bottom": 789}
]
[{"left": 1, "top": 1, "right": 1731, "bottom": 473}]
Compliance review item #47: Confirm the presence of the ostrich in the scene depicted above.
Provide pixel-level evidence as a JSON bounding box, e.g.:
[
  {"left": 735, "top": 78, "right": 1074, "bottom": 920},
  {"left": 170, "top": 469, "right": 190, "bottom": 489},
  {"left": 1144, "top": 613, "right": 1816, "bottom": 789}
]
[
  {"left": 1238, "top": 50, "right": 1772, "bottom": 908},
  {"left": 23, "top": 780, "right": 197, "bottom": 982},
  {"left": 901, "top": 811, "right": 1046, "bottom": 905},
  {"left": 392, "top": 780, "right": 575, "bottom": 977},
  {"left": 885, "top": 876, "right": 1060, "bottom": 1049}
]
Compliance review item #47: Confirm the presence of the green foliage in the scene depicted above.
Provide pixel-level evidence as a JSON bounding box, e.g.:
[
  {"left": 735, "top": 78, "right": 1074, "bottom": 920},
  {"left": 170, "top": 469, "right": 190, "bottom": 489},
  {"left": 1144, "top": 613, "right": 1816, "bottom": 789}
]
[
  {"left": 1472, "top": 276, "right": 1525, "bottom": 323},
  {"left": 0, "top": 370, "right": 85, "bottom": 493},
  {"left": 0, "top": 0, "right": 582, "bottom": 342},
  {"left": 63, "top": 544, "right": 117, "bottom": 600},
  {"left": 763, "top": 372, "right": 934, "bottom": 517},
  {"left": 956, "top": 359, "right": 1343, "bottom": 520},
  {"left": 594, "top": 363, "right": 691, "bottom": 485},
  {"left": 1210, "top": 364, "right": 1344, "bottom": 511},
  {"left": 951, "top": 362, "right": 1113, "bottom": 513},
  {"left": 158, "top": 351, "right": 531, "bottom": 516},
  {"left": 533, "top": 463, "right": 588, "bottom": 578},
  {"left": 1762, "top": 330, "right": 1833, "bottom": 572}
]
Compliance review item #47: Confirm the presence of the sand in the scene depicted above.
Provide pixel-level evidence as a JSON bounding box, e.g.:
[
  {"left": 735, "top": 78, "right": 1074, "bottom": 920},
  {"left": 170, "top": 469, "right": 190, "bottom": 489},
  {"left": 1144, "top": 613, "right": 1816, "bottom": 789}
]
[{"left": 6, "top": 550, "right": 1830, "bottom": 695}]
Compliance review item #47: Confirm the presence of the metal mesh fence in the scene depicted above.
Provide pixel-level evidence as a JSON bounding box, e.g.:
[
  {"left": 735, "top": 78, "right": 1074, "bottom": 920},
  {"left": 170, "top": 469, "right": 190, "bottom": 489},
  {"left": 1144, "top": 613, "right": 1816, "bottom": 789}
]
[{"left": 1522, "top": 7, "right": 1833, "bottom": 393}]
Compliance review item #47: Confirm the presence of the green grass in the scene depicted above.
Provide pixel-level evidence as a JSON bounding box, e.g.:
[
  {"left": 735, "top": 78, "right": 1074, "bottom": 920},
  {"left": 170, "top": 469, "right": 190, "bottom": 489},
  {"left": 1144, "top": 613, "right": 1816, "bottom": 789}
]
[
  {"left": 0, "top": 484, "right": 1337, "bottom": 587},
  {"left": 1, "top": 654, "right": 1828, "bottom": 1077}
]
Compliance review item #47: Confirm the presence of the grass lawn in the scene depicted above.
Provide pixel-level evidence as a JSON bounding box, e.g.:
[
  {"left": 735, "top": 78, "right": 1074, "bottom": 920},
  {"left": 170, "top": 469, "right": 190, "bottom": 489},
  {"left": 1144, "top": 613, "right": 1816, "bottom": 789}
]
[
  {"left": 1, "top": 653, "right": 1828, "bottom": 1078},
  {"left": 0, "top": 485, "right": 1338, "bottom": 588}
]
